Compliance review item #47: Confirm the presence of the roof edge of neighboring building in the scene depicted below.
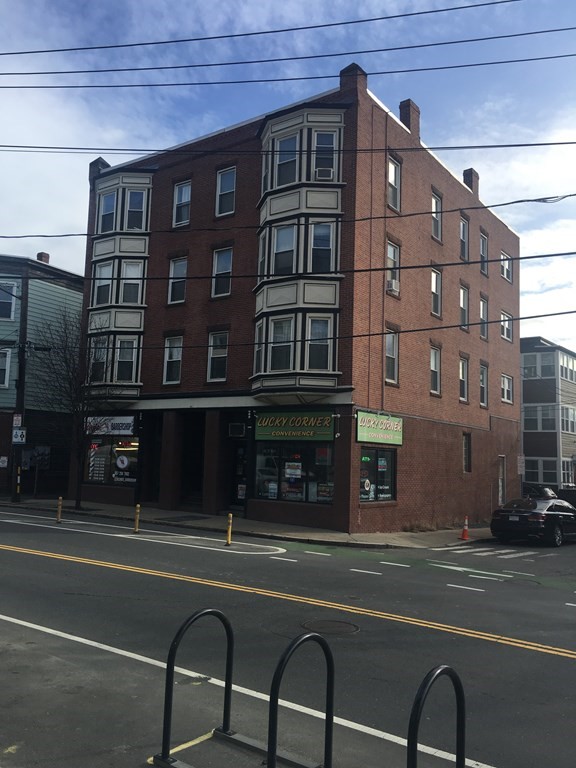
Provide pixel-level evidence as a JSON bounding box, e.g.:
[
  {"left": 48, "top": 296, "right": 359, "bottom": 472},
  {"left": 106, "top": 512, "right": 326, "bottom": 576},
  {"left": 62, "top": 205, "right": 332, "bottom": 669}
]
[
  {"left": 521, "top": 335, "right": 576, "bottom": 358},
  {"left": 0, "top": 253, "right": 84, "bottom": 282}
]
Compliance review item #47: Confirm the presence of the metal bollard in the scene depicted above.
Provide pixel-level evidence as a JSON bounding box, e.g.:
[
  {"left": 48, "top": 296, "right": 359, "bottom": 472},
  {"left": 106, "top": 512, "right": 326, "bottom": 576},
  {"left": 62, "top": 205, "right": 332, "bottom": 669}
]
[
  {"left": 134, "top": 503, "right": 141, "bottom": 534},
  {"left": 225, "top": 513, "right": 233, "bottom": 546},
  {"left": 56, "top": 496, "right": 62, "bottom": 524}
]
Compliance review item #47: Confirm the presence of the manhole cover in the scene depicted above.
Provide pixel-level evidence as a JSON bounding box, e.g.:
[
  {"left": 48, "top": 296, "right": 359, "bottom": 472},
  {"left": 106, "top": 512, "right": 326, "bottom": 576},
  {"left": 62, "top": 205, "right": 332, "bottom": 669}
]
[{"left": 301, "top": 620, "right": 360, "bottom": 636}]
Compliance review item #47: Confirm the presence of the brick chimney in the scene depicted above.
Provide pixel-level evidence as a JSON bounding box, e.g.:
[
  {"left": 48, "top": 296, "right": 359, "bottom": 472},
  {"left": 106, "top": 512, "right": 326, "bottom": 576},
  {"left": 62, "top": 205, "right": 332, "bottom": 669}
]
[
  {"left": 36, "top": 252, "right": 50, "bottom": 264},
  {"left": 339, "top": 63, "right": 368, "bottom": 95},
  {"left": 463, "top": 168, "right": 479, "bottom": 196},
  {"left": 399, "top": 99, "right": 420, "bottom": 141}
]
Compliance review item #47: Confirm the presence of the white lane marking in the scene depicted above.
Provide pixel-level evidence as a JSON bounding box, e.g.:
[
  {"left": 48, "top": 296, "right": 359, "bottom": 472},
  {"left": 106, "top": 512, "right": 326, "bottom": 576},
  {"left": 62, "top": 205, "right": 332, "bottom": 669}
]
[
  {"left": 504, "top": 570, "right": 536, "bottom": 576},
  {"left": 378, "top": 561, "right": 411, "bottom": 568},
  {"left": 0, "top": 515, "right": 285, "bottom": 555},
  {"left": 468, "top": 575, "right": 503, "bottom": 581},
  {"left": 0, "top": 612, "right": 497, "bottom": 768},
  {"left": 566, "top": 603, "right": 576, "bottom": 607},
  {"left": 269, "top": 557, "right": 298, "bottom": 562},
  {"left": 429, "top": 546, "right": 472, "bottom": 552},
  {"left": 430, "top": 563, "right": 512, "bottom": 579},
  {"left": 427, "top": 559, "right": 458, "bottom": 566},
  {"left": 498, "top": 551, "right": 539, "bottom": 559},
  {"left": 471, "top": 549, "right": 515, "bottom": 556},
  {"left": 447, "top": 584, "right": 485, "bottom": 592},
  {"left": 304, "top": 551, "right": 331, "bottom": 556},
  {"left": 350, "top": 569, "right": 382, "bottom": 575}
]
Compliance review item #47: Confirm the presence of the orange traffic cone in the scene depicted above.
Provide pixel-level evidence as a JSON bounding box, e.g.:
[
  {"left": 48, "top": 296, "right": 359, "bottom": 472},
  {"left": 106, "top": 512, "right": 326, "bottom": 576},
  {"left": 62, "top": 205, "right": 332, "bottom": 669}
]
[{"left": 459, "top": 516, "right": 469, "bottom": 541}]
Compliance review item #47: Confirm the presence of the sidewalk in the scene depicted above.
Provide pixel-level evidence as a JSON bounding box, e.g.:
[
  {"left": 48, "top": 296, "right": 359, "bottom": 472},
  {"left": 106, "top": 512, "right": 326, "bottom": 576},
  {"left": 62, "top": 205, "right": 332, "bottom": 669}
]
[{"left": 0, "top": 495, "right": 493, "bottom": 549}]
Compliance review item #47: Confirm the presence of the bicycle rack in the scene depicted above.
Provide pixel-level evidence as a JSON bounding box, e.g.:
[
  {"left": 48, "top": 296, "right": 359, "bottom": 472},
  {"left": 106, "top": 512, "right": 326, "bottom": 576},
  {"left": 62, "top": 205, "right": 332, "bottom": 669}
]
[
  {"left": 153, "top": 608, "right": 234, "bottom": 768},
  {"left": 406, "top": 664, "right": 466, "bottom": 768}
]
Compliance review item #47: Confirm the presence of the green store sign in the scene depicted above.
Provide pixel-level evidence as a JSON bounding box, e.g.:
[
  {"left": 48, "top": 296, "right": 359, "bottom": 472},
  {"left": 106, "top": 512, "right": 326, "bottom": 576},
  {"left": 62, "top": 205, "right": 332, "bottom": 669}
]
[
  {"left": 356, "top": 410, "right": 403, "bottom": 445},
  {"left": 255, "top": 411, "right": 334, "bottom": 441}
]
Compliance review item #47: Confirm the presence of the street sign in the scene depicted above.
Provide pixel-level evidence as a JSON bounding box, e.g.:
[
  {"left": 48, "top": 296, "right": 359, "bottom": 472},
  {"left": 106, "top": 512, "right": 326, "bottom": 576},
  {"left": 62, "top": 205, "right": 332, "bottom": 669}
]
[
  {"left": 12, "top": 414, "right": 22, "bottom": 427},
  {"left": 12, "top": 428, "right": 26, "bottom": 444}
]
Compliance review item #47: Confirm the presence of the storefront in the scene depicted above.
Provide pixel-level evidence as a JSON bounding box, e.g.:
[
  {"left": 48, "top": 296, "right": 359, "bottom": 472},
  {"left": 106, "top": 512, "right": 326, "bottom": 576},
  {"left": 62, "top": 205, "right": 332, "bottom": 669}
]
[
  {"left": 82, "top": 415, "right": 139, "bottom": 503},
  {"left": 356, "top": 411, "right": 403, "bottom": 502}
]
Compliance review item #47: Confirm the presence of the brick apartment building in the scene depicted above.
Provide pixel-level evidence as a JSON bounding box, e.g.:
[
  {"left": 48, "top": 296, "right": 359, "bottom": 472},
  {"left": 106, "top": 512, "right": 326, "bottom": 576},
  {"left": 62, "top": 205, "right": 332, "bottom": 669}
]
[{"left": 79, "top": 63, "right": 520, "bottom": 532}]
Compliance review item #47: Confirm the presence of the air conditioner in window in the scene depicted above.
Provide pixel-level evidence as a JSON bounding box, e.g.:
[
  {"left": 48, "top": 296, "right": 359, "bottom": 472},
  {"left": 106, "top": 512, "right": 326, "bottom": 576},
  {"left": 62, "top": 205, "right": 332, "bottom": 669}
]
[
  {"left": 386, "top": 279, "right": 400, "bottom": 294},
  {"left": 315, "top": 167, "right": 334, "bottom": 181}
]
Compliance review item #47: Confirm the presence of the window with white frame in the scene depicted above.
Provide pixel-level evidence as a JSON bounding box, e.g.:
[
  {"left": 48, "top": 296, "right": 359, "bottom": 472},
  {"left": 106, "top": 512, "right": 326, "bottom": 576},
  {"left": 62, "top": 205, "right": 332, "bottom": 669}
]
[
  {"left": 0, "top": 349, "right": 10, "bottom": 387},
  {"left": 432, "top": 192, "right": 442, "bottom": 240},
  {"left": 460, "top": 216, "right": 469, "bottom": 261},
  {"left": 386, "top": 241, "right": 400, "bottom": 288},
  {"left": 385, "top": 330, "right": 398, "bottom": 383},
  {"left": 459, "top": 286, "right": 469, "bottom": 329},
  {"left": 459, "top": 357, "right": 469, "bottom": 401},
  {"left": 94, "top": 262, "right": 113, "bottom": 306},
  {"left": 173, "top": 181, "right": 191, "bottom": 226},
  {"left": 207, "top": 331, "right": 228, "bottom": 381},
  {"left": 313, "top": 131, "right": 336, "bottom": 180},
  {"left": 99, "top": 190, "right": 116, "bottom": 233},
  {"left": 273, "top": 225, "right": 295, "bottom": 275},
  {"left": 270, "top": 318, "right": 293, "bottom": 371},
  {"left": 541, "top": 352, "right": 555, "bottom": 377},
  {"left": 542, "top": 459, "right": 557, "bottom": 485},
  {"left": 168, "top": 258, "right": 187, "bottom": 303},
  {"left": 524, "top": 405, "right": 557, "bottom": 430},
  {"left": 561, "top": 406, "right": 576, "bottom": 433},
  {"left": 388, "top": 157, "right": 401, "bottom": 210},
  {"left": 307, "top": 316, "right": 331, "bottom": 371},
  {"left": 0, "top": 282, "right": 16, "bottom": 320},
  {"left": 310, "top": 222, "right": 333, "bottom": 273},
  {"left": 276, "top": 134, "right": 298, "bottom": 187},
  {"left": 430, "top": 346, "right": 441, "bottom": 394},
  {"left": 500, "top": 311, "right": 513, "bottom": 341},
  {"left": 253, "top": 321, "right": 264, "bottom": 374},
  {"left": 431, "top": 269, "right": 441, "bottom": 315},
  {"left": 541, "top": 405, "right": 556, "bottom": 430},
  {"left": 163, "top": 337, "right": 182, "bottom": 384},
  {"left": 212, "top": 248, "right": 232, "bottom": 297},
  {"left": 125, "top": 190, "right": 145, "bottom": 230},
  {"left": 115, "top": 338, "right": 137, "bottom": 382},
  {"left": 90, "top": 336, "right": 109, "bottom": 383},
  {"left": 120, "top": 261, "right": 143, "bottom": 304},
  {"left": 501, "top": 373, "right": 513, "bottom": 403},
  {"left": 524, "top": 405, "right": 538, "bottom": 431},
  {"left": 500, "top": 251, "right": 512, "bottom": 282},
  {"left": 480, "top": 364, "right": 488, "bottom": 406},
  {"left": 562, "top": 459, "right": 574, "bottom": 486},
  {"left": 480, "top": 297, "right": 488, "bottom": 338},
  {"left": 216, "top": 167, "right": 236, "bottom": 216},
  {"left": 480, "top": 232, "right": 488, "bottom": 274},
  {"left": 524, "top": 458, "right": 539, "bottom": 482}
]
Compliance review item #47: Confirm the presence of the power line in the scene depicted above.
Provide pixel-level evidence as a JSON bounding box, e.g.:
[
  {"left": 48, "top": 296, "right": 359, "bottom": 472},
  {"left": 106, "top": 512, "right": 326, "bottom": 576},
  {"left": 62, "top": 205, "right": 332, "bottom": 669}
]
[
  {"left": 0, "top": 1, "right": 521, "bottom": 58},
  {"left": 3, "top": 51, "right": 572, "bottom": 89},
  {"left": 4, "top": 24, "right": 571, "bottom": 78}
]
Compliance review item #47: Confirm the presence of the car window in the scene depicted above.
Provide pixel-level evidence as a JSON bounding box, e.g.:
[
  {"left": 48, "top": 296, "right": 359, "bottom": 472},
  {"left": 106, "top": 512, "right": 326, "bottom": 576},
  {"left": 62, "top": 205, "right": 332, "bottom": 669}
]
[{"left": 502, "top": 498, "right": 537, "bottom": 510}]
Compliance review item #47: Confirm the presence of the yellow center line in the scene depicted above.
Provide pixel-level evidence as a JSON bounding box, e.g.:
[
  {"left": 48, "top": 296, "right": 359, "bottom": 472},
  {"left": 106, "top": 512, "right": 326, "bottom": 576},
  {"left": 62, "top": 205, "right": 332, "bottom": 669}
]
[{"left": 2, "top": 543, "right": 575, "bottom": 659}]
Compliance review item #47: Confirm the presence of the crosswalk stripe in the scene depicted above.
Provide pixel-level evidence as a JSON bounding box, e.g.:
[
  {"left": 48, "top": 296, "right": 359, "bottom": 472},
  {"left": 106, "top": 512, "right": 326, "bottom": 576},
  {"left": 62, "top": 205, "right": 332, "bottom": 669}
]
[
  {"left": 472, "top": 549, "right": 515, "bottom": 556},
  {"left": 429, "top": 545, "right": 472, "bottom": 551},
  {"left": 498, "top": 551, "right": 539, "bottom": 559}
]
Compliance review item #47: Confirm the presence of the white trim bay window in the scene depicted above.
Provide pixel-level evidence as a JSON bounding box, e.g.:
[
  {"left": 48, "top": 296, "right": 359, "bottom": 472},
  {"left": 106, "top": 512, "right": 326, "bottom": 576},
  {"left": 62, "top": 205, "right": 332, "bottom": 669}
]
[
  {"left": 168, "top": 258, "right": 187, "bottom": 303},
  {"left": 212, "top": 247, "right": 232, "bottom": 297},
  {"left": 275, "top": 134, "right": 298, "bottom": 187},
  {"left": 125, "top": 189, "right": 145, "bottom": 230},
  {"left": 89, "top": 336, "right": 109, "bottom": 383},
  {"left": 173, "top": 181, "right": 191, "bottom": 226},
  {"left": 270, "top": 317, "right": 293, "bottom": 371},
  {"left": 163, "top": 337, "right": 183, "bottom": 384},
  {"left": 115, "top": 338, "right": 137, "bottom": 382},
  {"left": 273, "top": 225, "right": 296, "bottom": 275},
  {"left": 98, "top": 190, "right": 116, "bottom": 233},
  {"left": 307, "top": 316, "right": 332, "bottom": 371},
  {"left": 216, "top": 167, "right": 236, "bottom": 216},
  {"left": 253, "top": 321, "right": 264, "bottom": 375},
  {"left": 0, "top": 348, "right": 11, "bottom": 387},
  {"left": 93, "top": 262, "right": 113, "bottom": 306},
  {"left": 207, "top": 331, "right": 228, "bottom": 381},
  {"left": 120, "top": 261, "right": 143, "bottom": 304},
  {"left": 310, "top": 222, "right": 333, "bottom": 273},
  {"left": 313, "top": 131, "right": 336, "bottom": 180}
]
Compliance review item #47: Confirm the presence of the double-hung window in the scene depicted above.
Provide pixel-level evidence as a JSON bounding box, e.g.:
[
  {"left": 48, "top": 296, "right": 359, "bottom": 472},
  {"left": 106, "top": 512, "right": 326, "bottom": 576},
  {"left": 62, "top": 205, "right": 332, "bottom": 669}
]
[
  {"left": 90, "top": 336, "right": 108, "bottom": 383},
  {"left": 430, "top": 347, "right": 441, "bottom": 394},
  {"left": 212, "top": 248, "right": 232, "bottom": 297},
  {"left": 459, "top": 286, "right": 469, "bottom": 329},
  {"left": 270, "top": 318, "right": 293, "bottom": 371},
  {"left": 460, "top": 216, "right": 469, "bottom": 261},
  {"left": 94, "top": 262, "right": 113, "bottom": 306},
  {"left": 253, "top": 321, "right": 264, "bottom": 375},
  {"left": 313, "top": 132, "right": 336, "bottom": 180},
  {"left": 173, "top": 181, "right": 191, "bottom": 226},
  {"left": 99, "top": 190, "right": 116, "bottom": 233},
  {"left": 500, "top": 251, "right": 512, "bottom": 282},
  {"left": 273, "top": 225, "right": 295, "bottom": 275},
  {"left": 207, "top": 331, "right": 228, "bottom": 381},
  {"left": 480, "top": 297, "right": 488, "bottom": 338},
  {"left": 459, "top": 357, "right": 469, "bottom": 401},
  {"left": 431, "top": 192, "right": 442, "bottom": 240},
  {"left": 0, "top": 349, "right": 10, "bottom": 387},
  {"left": 126, "top": 190, "right": 145, "bottom": 230},
  {"left": 276, "top": 135, "right": 298, "bottom": 187},
  {"left": 388, "top": 157, "right": 401, "bottom": 210},
  {"left": 480, "top": 232, "right": 488, "bottom": 274},
  {"left": 115, "top": 338, "right": 137, "bottom": 382},
  {"left": 120, "top": 261, "right": 143, "bottom": 304},
  {"left": 163, "top": 337, "right": 182, "bottom": 384},
  {"left": 500, "top": 311, "right": 513, "bottom": 341},
  {"left": 385, "top": 330, "right": 398, "bottom": 383},
  {"left": 311, "top": 222, "right": 333, "bottom": 273},
  {"left": 501, "top": 374, "right": 513, "bottom": 403},
  {"left": 168, "top": 258, "right": 187, "bottom": 303},
  {"left": 216, "top": 168, "right": 236, "bottom": 216},
  {"left": 0, "top": 282, "right": 16, "bottom": 320},
  {"left": 307, "top": 316, "right": 331, "bottom": 371},
  {"left": 480, "top": 364, "right": 488, "bottom": 406},
  {"left": 386, "top": 242, "right": 400, "bottom": 291},
  {"left": 431, "top": 269, "right": 441, "bottom": 315}
]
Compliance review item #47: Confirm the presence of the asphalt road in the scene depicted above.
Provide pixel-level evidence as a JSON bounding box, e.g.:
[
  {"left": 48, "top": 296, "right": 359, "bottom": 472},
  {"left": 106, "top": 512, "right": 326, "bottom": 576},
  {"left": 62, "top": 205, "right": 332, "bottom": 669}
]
[{"left": 2, "top": 506, "right": 576, "bottom": 768}]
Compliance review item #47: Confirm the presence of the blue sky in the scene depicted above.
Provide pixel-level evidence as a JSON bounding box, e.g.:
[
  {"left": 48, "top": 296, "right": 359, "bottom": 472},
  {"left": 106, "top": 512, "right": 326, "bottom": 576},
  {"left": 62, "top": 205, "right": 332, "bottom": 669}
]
[{"left": 1, "top": 0, "right": 575, "bottom": 350}]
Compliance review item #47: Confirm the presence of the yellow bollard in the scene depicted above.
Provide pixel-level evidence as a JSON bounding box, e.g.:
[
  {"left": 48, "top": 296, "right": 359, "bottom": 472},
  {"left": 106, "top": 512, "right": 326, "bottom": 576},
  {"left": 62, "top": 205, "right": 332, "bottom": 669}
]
[
  {"left": 134, "top": 503, "right": 141, "bottom": 534},
  {"left": 56, "top": 496, "right": 62, "bottom": 524},
  {"left": 225, "top": 513, "right": 233, "bottom": 546}
]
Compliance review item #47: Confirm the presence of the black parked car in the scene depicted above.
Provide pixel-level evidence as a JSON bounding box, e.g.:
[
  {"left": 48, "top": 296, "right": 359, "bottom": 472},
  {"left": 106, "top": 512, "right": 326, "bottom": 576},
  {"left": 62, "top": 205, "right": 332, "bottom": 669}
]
[
  {"left": 491, "top": 497, "right": 576, "bottom": 547},
  {"left": 522, "top": 482, "right": 557, "bottom": 499}
]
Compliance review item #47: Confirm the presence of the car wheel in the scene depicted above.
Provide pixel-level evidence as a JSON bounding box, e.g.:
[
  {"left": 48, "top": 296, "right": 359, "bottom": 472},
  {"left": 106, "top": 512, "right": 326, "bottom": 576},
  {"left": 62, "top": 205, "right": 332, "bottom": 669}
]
[{"left": 546, "top": 524, "right": 563, "bottom": 547}]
